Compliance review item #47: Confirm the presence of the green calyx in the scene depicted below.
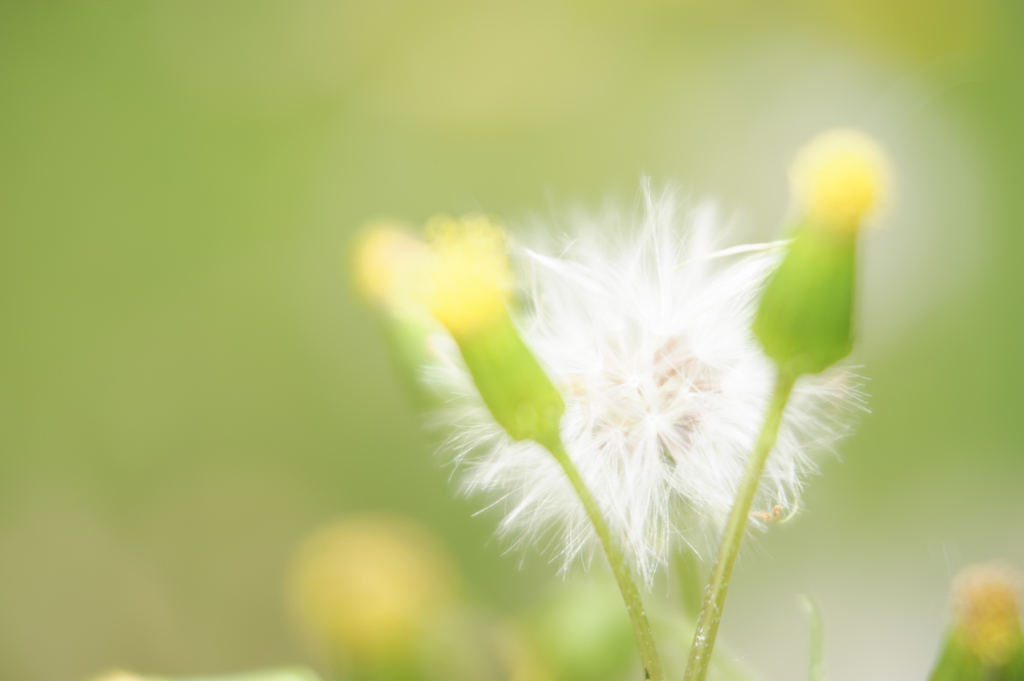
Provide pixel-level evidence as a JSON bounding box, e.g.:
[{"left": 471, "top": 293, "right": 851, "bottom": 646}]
[
  {"left": 453, "top": 309, "right": 565, "bottom": 450},
  {"left": 753, "top": 222, "right": 857, "bottom": 376},
  {"left": 929, "top": 629, "right": 1024, "bottom": 681}
]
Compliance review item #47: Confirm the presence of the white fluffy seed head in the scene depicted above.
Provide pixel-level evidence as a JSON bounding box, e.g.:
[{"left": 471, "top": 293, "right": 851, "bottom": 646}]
[{"left": 423, "top": 182, "right": 862, "bottom": 584}]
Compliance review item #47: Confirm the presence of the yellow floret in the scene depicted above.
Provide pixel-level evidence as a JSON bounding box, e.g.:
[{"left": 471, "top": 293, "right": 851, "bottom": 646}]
[
  {"left": 790, "top": 128, "right": 892, "bottom": 231},
  {"left": 952, "top": 563, "right": 1023, "bottom": 665},
  {"left": 288, "top": 515, "right": 458, "bottom": 659},
  {"left": 351, "top": 222, "right": 430, "bottom": 309},
  {"left": 423, "top": 214, "right": 514, "bottom": 337}
]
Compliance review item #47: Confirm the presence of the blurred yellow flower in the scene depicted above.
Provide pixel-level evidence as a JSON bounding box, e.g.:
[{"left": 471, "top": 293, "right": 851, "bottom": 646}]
[
  {"left": 287, "top": 514, "right": 458, "bottom": 661},
  {"left": 422, "top": 215, "right": 514, "bottom": 338},
  {"left": 952, "top": 562, "right": 1024, "bottom": 666},
  {"left": 491, "top": 622, "right": 556, "bottom": 681},
  {"left": 351, "top": 221, "right": 430, "bottom": 312},
  {"left": 789, "top": 128, "right": 891, "bottom": 231}
]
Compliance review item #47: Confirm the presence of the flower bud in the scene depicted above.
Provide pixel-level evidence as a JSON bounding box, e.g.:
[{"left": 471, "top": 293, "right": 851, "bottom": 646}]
[
  {"left": 422, "top": 215, "right": 565, "bottom": 449},
  {"left": 930, "top": 563, "right": 1024, "bottom": 680},
  {"left": 754, "top": 129, "right": 891, "bottom": 376},
  {"left": 789, "top": 129, "right": 890, "bottom": 232},
  {"left": 350, "top": 222, "right": 441, "bottom": 404},
  {"left": 422, "top": 214, "right": 515, "bottom": 337},
  {"left": 351, "top": 221, "right": 430, "bottom": 314},
  {"left": 953, "top": 564, "right": 1024, "bottom": 667}
]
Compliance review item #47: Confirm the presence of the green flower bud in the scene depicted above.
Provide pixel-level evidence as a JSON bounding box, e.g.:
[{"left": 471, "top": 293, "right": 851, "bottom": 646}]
[
  {"left": 754, "top": 129, "right": 891, "bottom": 376},
  {"left": 421, "top": 216, "right": 565, "bottom": 449},
  {"left": 753, "top": 223, "right": 856, "bottom": 376},
  {"left": 457, "top": 310, "right": 565, "bottom": 449}
]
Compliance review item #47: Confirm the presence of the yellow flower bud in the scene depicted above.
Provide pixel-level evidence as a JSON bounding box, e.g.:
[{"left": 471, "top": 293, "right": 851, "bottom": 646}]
[
  {"left": 418, "top": 213, "right": 564, "bottom": 447},
  {"left": 423, "top": 214, "right": 514, "bottom": 338},
  {"left": 287, "top": 515, "right": 458, "bottom": 662},
  {"left": 952, "top": 563, "right": 1024, "bottom": 666},
  {"left": 351, "top": 221, "right": 430, "bottom": 311},
  {"left": 789, "top": 128, "right": 891, "bottom": 231},
  {"left": 755, "top": 129, "right": 895, "bottom": 375}
]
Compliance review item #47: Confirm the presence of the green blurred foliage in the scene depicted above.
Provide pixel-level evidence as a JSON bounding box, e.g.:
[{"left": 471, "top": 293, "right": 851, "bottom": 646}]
[
  {"left": 526, "top": 578, "right": 635, "bottom": 681},
  {"left": 1, "top": 1, "right": 1023, "bottom": 681}
]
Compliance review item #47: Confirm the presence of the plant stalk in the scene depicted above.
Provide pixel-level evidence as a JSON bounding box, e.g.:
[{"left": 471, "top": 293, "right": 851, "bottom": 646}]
[
  {"left": 682, "top": 370, "right": 797, "bottom": 681},
  {"left": 547, "top": 440, "right": 664, "bottom": 681}
]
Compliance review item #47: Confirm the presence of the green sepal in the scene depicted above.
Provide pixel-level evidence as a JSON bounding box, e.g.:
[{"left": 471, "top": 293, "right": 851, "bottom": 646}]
[
  {"left": 753, "top": 222, "right": 856, "bottom": 376},
  {"left": 928, "top": 630, "right": 1024, "bottom": 681},
  {"left": 453, "top": 310, "right": 565, "bottom": 449},
  {"left": 1007, "top": 641, "right": 1024, "bottom": 681},
  {"left": 929, "top": 633, "right": 984, "bottom": 681}
]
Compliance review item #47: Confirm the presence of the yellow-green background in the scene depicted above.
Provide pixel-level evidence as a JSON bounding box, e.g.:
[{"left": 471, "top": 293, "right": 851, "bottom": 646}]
[{"left": 1, "top": 1, "right": 1022, "bottom": 680}]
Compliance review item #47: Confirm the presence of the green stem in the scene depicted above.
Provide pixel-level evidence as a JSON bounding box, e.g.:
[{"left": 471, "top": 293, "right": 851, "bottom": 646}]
[
  {"left": 682, "top": 370, "right": 797, "bottom": 681},
  {"left": 546, "top": 439, "right": 664, "bottom": 681}
]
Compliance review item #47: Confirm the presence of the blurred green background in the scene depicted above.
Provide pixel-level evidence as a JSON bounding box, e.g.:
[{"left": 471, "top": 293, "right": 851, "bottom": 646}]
[{"left": 1, "top": 1, "right": 1023, "bottom": 680}]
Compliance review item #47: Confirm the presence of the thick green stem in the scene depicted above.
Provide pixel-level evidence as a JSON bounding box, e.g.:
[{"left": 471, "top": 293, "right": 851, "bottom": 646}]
[
  {"left": 682, "top": 370, "right": 797, "bottom": 681},
  {"left": 546, "top": 440, "right": 664, "bottom": 681}
]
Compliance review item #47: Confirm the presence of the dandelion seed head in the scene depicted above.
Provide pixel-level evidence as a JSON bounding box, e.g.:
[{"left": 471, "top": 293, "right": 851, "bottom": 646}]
[
  {"left": 790, "top": 128, "right": 891, "bottom": 230},
  {"left": 425, "top": 183, "right": 861, "bottom": 583}
]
